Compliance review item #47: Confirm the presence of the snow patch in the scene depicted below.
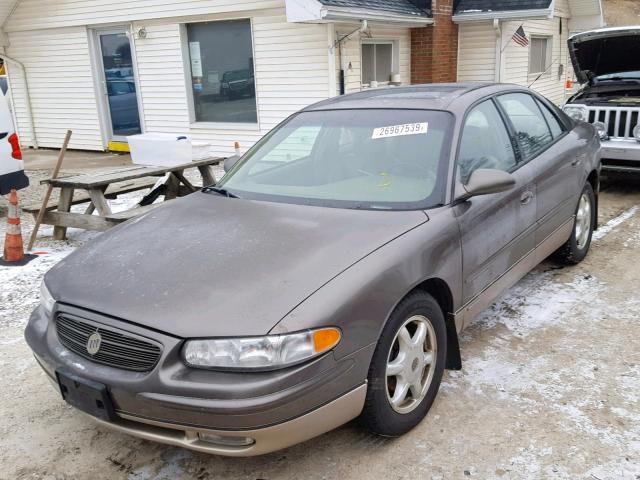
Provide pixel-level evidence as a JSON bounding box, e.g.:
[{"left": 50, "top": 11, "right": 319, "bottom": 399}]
[{"left": 592, "top": 205, "right": 639, "bottom": 242}]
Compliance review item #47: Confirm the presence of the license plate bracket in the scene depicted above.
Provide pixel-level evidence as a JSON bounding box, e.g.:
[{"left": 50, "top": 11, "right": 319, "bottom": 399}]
[{"left": 56, "top": 369, "right": 117, "bottom": 422}]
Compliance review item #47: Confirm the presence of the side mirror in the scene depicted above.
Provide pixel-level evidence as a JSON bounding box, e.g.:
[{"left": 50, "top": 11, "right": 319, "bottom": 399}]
[
  {"left": 223, "top": 155, "right": 240, "bottom": 173},
  {"left": 458, "top": 169, "right": 516, "bottom": 200}
]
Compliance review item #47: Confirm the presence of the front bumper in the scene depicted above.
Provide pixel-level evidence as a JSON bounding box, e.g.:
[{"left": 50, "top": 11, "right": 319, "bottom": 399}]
[
  {"left": 600, "top": 138, "right": 640, "bottom": 172},
  {"left": 25, "top": 304, "right": 372, "bottom": 455},
  {"left": 89, "top": 385, "right": 365, "bottom": 456}
]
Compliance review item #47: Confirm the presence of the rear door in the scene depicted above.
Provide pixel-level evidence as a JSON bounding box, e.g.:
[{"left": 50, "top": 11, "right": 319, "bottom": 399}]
[
  {"left": 454, "top": 98, "right": 537, "bottom": 310},
  {"left": 495, "top": 93, "right": 580, "bottom": 249}
]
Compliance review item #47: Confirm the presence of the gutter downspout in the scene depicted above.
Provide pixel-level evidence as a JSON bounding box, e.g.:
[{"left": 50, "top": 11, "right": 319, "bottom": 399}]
[
  {"left": 493, "top": 19, "right": 502, "bottom": 83},
  {"left": 0, "top": 52, "right": 37, "bottom": 148}
]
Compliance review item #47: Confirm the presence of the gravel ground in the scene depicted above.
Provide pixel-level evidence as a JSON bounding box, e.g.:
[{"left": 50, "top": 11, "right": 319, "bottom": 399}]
[{"left": 0, "top": 165, "right": 639, "bottom": 480}]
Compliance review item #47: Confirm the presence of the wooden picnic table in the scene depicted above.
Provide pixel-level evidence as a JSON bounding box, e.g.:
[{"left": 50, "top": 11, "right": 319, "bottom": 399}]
[{"left": 24, "top": 156, "right": 223, "bottom": 240}]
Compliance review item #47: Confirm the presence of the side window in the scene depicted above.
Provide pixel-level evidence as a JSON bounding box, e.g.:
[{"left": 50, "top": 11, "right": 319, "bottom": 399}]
[
  {"left": 457, "top": 100, "right": 517, "bottom": 184},
  {"left": 497, "top": 93, "right": 553, "bottom": 160},
  {"left": 535, "top": 98, "right": 565, "bottom": 139}
]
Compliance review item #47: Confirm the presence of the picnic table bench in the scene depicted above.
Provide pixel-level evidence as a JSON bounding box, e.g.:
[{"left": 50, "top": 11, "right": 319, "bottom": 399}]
[{"left": 24, "top": 157, "right": 223, "bottom": 239}]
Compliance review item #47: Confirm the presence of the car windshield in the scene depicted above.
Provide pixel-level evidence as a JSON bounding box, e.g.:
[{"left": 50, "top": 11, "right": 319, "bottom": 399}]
[{"left": 217, "top": 109, "right": 453, "bottom": 210}]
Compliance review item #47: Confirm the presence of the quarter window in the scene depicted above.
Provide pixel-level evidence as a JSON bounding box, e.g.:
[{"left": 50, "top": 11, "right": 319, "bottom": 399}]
[
  {"left": 186, "top": 20, "right": 257, "bottom": 124},
  {"left": 362, "top": 41, "right": 396, "bottom": 86},
  {"left": 497, "top": 93, "right": 553, "bottom": 160},
  {"left": 457, "top": 100, "right": 517, "bottom": 183},
  {"left": 529, "top": 37, "right": 552, "bottom": 75}
]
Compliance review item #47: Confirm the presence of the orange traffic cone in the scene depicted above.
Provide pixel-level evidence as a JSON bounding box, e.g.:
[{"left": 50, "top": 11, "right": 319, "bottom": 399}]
[{"left": 2, "top": 189, "right": 25, "bottom": 263}]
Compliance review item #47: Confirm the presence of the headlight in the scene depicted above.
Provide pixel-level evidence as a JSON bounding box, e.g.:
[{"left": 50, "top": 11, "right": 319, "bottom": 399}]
[
  {"left": 183, "top": 327, "right": 341, "bottom": 371},
  {"left": 634, "top": 124, "right": 640, "bottom": 142},
  {"left": 593, "top": 121, "right": 608, "bottom": 140},
  {"left": 40, "top": 280, "right": 55, "bottom": 316},
  {"left": 563, "top": 105, "right": 588, "bottom": 122}
]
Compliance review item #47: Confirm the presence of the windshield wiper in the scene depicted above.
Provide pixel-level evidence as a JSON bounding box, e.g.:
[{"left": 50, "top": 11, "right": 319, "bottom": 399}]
[{"left": 202, "top": 186, "right": 241, "bottom": 199}]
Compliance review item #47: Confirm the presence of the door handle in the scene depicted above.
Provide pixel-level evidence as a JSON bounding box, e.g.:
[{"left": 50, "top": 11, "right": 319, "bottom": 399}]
[{"left": 520, "top": 191, "right": 534, "bottom": 205}]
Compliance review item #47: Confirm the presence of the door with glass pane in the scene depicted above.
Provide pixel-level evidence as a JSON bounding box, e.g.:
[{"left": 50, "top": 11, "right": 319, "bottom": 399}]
[{"left": 95, "top": 29, "right": 142, "bottom": 141}]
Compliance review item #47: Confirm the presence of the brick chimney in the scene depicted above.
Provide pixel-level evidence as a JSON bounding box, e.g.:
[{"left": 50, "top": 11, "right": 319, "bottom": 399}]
[{"left": 411, "top": 0, "right": 459, "bottom": 84}]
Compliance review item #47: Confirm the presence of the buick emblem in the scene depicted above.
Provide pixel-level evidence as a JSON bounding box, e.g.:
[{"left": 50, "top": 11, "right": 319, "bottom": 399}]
[{"left": 86, "top": 332, "right": 102, "bottom": 355}]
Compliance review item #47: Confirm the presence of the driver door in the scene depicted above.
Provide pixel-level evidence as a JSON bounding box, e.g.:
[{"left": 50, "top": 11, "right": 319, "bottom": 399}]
[{"left": 453, "top": 99, "right": 537, "bottom": 323}]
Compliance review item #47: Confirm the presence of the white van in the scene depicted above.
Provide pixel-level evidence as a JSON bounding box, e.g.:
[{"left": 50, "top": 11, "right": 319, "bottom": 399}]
[{"left": 0, "top": 89, "right": 28, "bottom": 195}]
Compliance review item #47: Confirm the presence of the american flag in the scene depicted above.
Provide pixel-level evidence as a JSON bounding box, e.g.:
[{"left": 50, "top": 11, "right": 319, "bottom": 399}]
[{"left": 512, "top": 26, "right": 529, "bottom": 47}]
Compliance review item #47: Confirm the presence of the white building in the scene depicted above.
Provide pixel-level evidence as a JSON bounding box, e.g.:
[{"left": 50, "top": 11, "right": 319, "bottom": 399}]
[
  {"left": 0, "top": 0, "right": 603, "bottom": 155},
  {"left": 455, "top": 0, "right": 604, "bottom": 104},
  {"left": 0, "top": 0, "right": 431, "bottom": 154}
]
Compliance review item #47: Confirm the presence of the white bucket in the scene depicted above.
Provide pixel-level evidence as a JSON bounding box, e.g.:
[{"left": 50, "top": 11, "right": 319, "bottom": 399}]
[{"left": 129, "top": 133, "right": 211, "bottom": 166}]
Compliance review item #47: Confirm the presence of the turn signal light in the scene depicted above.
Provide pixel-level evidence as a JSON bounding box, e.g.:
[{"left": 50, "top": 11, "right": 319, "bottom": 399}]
[{"left": 313, "top": 328, "right": 341, "bottom": 353}]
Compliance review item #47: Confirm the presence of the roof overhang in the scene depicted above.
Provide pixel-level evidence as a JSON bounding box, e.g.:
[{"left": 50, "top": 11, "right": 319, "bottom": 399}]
[
  {"left": 0, "top": 0, "right": 19, "bottom": 47},
  {"left": 286, "top": 0, "right": 433, "bottom": 27},
  {"left": 453, "top": 7, "right": 552, "bottom": 23}
]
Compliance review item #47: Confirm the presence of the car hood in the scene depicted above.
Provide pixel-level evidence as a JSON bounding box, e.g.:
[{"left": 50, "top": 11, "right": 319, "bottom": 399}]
[
  {"left": 569, "top": 27, "right": 640, "bottom": 84},
  {"left": 46, "top": 192, "right": 428, "bottom": 338}
]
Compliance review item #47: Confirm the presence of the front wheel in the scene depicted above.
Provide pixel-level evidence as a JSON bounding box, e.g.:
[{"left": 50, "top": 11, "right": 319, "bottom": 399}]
[
  {"left": 553, "top": 182, "right": 596, "bottom": 265},
  {"left": 360, "top": 292, "right": 446, "bottom": 437}
]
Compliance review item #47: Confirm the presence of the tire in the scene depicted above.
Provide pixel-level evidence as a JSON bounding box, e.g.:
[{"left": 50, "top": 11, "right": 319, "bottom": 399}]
[
  {"left": 553, "top": 182, "right": 596, "bottom": 265},
  {"left": 360, "top": 291, "right": 447, "bottom": 437}
]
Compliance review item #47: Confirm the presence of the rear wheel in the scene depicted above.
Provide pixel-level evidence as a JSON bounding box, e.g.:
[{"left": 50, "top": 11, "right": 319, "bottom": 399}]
[
  {"left": 554, "top": 182, "right": 596, "bottom": 265},
  {"left": 360, "top": 292, "right": 446, "bottom": 436}
]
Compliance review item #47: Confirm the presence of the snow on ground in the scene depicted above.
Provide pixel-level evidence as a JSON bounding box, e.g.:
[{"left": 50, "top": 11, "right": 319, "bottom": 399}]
[
  {"left": 592, "top": 204, "right": 639, "bottom": 242},
  {"left": 1, "top": 172, "right": 639, "bottom": 479}
]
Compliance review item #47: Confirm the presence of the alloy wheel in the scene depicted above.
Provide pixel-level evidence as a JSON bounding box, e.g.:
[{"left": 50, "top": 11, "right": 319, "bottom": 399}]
[
  {"left": 575, "top": 192, "right": 592, "bottom": 249},
  {"left": 385, "top": 315, "right": 437, "bottom": 414}
]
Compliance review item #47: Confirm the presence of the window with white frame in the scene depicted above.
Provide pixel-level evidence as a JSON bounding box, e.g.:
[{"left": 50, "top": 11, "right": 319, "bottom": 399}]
[
  {"left": 529, "top": 36, "right": 552, "bottom": 75},
  {"left": 361, "top": 40, "right": 398, "bottom": 86},
  {"left": 186, "top": 19, "right": 257, "bottom": 124}
]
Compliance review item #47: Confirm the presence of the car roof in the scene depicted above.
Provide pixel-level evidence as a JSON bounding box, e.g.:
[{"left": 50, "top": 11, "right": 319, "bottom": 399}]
[{"left": 302, "top": 83, "right": 528, "bottom": 112}]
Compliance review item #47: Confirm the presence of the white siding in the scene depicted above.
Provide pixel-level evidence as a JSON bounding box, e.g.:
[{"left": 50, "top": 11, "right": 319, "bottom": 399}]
[
  {"left": 131, "top": 9, "right": 330, "bottom": 156},
  {"left": 336, "top": 25, "right": 411, "bottom": 94},
  {"left": 5, "top": 0, "right": 283, "bottom": 32},
  {"left": 5, "top": 27, "right": 103, "bottom": 150},
  {"left": 501, "top": 18, "right": 571, "bottom": 105},
  {"left": 457, "top": 22, "right": 496, "bottom": 82},
  {"left": 555, "top": 0, "right": 572, "bottom": 18},
  {"left": 457, "top": 18, "right": 571, "bottom": 105}
]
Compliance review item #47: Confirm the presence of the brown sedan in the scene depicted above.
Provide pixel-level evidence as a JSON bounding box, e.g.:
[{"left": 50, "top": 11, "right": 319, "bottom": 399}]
[{"left": 26, "top": 83, "right": 601, "bottom": 455}]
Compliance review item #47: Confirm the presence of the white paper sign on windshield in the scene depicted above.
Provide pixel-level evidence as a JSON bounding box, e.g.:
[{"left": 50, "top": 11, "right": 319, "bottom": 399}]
[{"left": 372, "top": 122, "right": 428, "bottom": 139}]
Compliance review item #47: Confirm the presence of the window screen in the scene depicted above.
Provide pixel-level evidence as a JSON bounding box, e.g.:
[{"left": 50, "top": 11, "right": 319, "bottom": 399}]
[
  {"left": 362, "top": 42, "right": 394, "bottom": 85},
  {"left": 187, "top": 20, "right": 257, "bottom": 123},
  {"left": 529, "top": 37, "right": 551, "bottom": 75}
]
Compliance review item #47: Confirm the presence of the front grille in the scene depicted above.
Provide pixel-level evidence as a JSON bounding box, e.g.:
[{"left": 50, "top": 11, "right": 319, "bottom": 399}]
[
  {"left": 56, "top": 314, "right": 162, "bottom": 372},
  {"left": 587, "top": 107, "right": 640, "bottom": 139}
]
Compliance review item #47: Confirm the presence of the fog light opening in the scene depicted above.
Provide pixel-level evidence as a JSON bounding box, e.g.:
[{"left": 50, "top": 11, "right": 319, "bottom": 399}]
[{"left": 197, "top": 432, "right": 255, "bottom": 448}]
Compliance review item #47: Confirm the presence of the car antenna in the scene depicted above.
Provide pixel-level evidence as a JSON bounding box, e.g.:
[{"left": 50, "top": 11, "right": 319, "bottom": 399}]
[{"left": 528, "top": 57, "right": 561, "bottom": 89}]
